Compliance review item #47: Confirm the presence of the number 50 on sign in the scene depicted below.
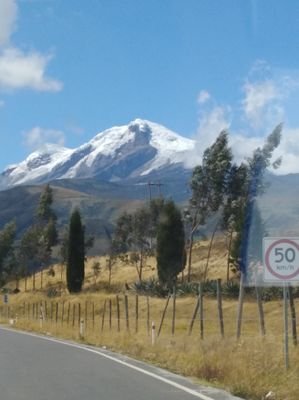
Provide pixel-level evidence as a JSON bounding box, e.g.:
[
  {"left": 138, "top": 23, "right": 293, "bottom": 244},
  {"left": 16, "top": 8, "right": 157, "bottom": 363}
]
[{"left": 263, "top": 237, "right": 299, "bottom": 283}]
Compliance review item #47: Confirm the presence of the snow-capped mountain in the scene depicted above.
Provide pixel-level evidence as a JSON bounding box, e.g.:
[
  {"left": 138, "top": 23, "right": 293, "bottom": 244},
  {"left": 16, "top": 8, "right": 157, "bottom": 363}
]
[{"left": 0, "top": 119, "right": 195, "bottom": 190}]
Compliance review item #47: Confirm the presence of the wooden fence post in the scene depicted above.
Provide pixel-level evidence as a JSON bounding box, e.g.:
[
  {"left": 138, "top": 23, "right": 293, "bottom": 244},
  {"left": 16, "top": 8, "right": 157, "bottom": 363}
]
[
  {"left": 109, "top": 299, "right": 112, "bottom": 331},
  {"left": 116, "top": 295, "right": 120, "bottom": 332},
  {"left": 44, "top": 301, "right": 48, "bottom": 321},
  {"left": 124, "top": 295, "right": 129, "bottom": 332},
  {"left": 92, "top": 302, "right": 95, "bottom": 330},
  {"left": 85, "top": 301, "right": 88, "bottom": 330},
  {"left": 217, "top": 279, "right": 225, "bottom": 338},
  {"left": 61, "top": 301, "right": 65, "bottom": 326},
  {"left": 135, "top": 295, "right": 139, "bottom": 333},
  {"left": 67, "top": 302, "right": 71, "bottom": 326},
  {"left": 157, "top": 295, "right": 170, "bottom": 337},
  {"left": 78, "top": 303, "right": 81, "bottom": 327},
  {"left": 50, "top": 302, "right": 53, "bottom": 322},
  {"left": 188, "top": 296, "right": 200, "bottom": 335},
  {"left": 72, "top": 304, "right": 75, "bottom": 328},
  {"left": 146, "top": 297, "right": 150, "bottom": 336},
  {"left": 236, "top": 273, "right": 245, "bottom": 340},
  {"left": 55, "top": 303, "right": 59, "bottom": 324},
  {"left": 256, "top": 285, "right": 266, "bottom": 337},
  {"left": 101, "top": 300, "right": 107, "bottom": 332},
  {"left": 172, "top": 286, "right": 176, "bottom": 336},
  {"left": 199, "top": 282, "right": 204, "bottom": 340}
]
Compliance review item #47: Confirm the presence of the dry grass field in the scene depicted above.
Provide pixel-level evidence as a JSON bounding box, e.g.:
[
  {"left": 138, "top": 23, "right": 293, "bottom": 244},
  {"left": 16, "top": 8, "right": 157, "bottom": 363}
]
[{"left": 1, "top": 237, "right": 298, "bottom": 400}]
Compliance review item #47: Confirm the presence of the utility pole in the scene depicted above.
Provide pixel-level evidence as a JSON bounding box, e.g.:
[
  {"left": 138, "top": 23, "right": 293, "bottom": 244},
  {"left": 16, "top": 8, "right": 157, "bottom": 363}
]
[{"left": 148, "top": 181, "right": 164, "bottom": 201}]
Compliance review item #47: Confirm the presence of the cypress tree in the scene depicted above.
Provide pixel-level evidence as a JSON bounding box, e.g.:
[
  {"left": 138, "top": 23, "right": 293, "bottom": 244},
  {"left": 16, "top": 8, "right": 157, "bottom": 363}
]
[
  {"left": 156, "top": 200, "right": 186, "bottom": 287},
  {"left": 66, "top": 209, "right": 85, "bottom": 293}
]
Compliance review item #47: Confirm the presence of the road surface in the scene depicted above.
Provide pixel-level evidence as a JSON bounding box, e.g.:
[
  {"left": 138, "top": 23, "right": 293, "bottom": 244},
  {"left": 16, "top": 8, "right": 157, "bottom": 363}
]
[{"left": 0, "top": 327, "right": 243, "bottom": 400}]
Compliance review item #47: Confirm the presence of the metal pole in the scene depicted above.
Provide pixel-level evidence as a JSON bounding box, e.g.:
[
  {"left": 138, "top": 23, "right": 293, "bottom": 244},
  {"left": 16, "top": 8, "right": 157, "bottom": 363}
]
[{"left": 283, "top": 283, "right": 289, "bottom": 370}]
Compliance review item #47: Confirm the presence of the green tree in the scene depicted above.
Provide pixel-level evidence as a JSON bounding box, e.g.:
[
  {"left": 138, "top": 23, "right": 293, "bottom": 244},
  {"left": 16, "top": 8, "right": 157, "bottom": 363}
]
[
  {"left": 224, "top": 124, "right": 282, "bottom": 277},
  {"left": 0, "top": 221, "right": 16, "bottom": 285},
  {"left": 66, "top": 209, "right": 85, "bottom": 293},
  {"left": 114, "top": 199, "right": 165, "bottom": 281},
  {"left": 156, "top": 200, "right": 186, "bottom": 287},
  {"left": 186, "top": 131, "right": 232, "bottom": 281},
  {"left": 16, "top": 186, "right": 58, "bottom": 289},
  {"left": 36, "top": 184, "right": 58, "bottom": 250},
  {"left": 221, "top": 163, "right": 248, "bottom": 281},
  {"left": 17, "top": 225, "right": 42, "bottom": 290}
]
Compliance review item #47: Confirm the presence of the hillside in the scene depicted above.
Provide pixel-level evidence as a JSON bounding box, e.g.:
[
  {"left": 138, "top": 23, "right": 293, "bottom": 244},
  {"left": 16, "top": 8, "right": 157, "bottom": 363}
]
[
  {"left": 0, "top": 183, "right": 143, "bottom": 254},
  {"left": 0, "top": 170, "right": 299, "bottom": 253}
]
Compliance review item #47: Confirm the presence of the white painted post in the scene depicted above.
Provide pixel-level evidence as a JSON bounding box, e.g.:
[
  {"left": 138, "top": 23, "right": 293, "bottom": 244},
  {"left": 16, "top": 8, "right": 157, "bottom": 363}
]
[
  {"left": 151, "top": 321, "right": 156, "bottom": 345},
  {"left": 80, "top": 319, "right": 85, "bottom": 338},
  {"left": 39, "top": 304, "right": 44, "bottom": 329}
]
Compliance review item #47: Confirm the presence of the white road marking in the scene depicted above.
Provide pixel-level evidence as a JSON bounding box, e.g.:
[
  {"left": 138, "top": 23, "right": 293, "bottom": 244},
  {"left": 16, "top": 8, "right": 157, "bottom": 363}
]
[{"left": 0, "top": 326, "right": 214, "bottom": 400}]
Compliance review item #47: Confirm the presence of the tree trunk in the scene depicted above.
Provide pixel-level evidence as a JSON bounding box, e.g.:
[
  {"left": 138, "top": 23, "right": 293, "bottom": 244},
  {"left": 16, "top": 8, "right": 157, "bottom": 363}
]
[
  {"left": 203, "top": 222, "right": 218, "bottom": 282},
  {"left": 187, "top": 231, "right": 194, "bottom": 282},
  {"left": 135, "top": 252, "right": 143, "bottom": 283},
  {"left": 60, "top": 263, "right": 64, "bottom": 282},
  {"left": 108, "top": 258, "right": 112, "bottom": 287},
  {"left": 226, "top": 231, "right": 233, "bottom": 283}
]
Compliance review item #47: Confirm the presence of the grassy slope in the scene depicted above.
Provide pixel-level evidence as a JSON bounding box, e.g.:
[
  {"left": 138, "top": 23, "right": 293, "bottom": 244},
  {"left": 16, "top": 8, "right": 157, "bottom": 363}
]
[{"left": 2, "top": 238, "right": 299, "bottom": 400}]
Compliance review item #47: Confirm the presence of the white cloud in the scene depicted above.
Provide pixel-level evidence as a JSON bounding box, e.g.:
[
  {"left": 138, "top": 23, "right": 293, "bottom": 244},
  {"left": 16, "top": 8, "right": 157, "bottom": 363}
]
[
  {"left": 229, "top": 133, "right": 263, "bottom": 164},
  {"left": 241, "top": 62, "right": 299, "bottom": 131},
  {"left": 0, "top": 47, "right": 62, "bottom": 91},
  {"left": 186, "top": 63, "right": 299, "bottom": 175},
  {"left": 270, "top": 127, "right": 299, "bottom": 175},
  {"left": 0, "top": 0, "right": 17, "bottom": 46},
  {"left": 188, "top": 72, "right": 290, "bottom": 173},
  {"left": 197, "top": 90, "right": 211, "bottom": 105},
  {"left": 185, "top": 105, "right": 231, "bottom": 168},
  {"left": 0, "top": 0, "right": 62, "bottom": 92},
  {"left": 196, "top": 106, "right": 231, "bottom": 152},
  {"left": 242, "top": 80, "right": 281, "bottom": 129},
  {"left": 23, "top": 127, "right": 65, "bottom": 150}
]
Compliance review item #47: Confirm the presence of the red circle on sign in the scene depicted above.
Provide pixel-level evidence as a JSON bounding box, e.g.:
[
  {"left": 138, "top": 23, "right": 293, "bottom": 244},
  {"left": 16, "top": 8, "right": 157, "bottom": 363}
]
[{"left": 265, "top": 239, "right": 299, "bottom": 280}]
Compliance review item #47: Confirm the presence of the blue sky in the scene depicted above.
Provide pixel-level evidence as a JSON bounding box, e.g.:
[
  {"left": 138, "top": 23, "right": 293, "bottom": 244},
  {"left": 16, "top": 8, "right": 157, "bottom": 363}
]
[{"left": 1, "top": 0, "right": 299, "bottom": 173}]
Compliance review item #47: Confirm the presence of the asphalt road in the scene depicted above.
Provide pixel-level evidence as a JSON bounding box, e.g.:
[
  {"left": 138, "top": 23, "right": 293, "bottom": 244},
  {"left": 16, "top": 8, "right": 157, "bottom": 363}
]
[{"left": 0, "top": 327, "right": 243, "bottom": 400}]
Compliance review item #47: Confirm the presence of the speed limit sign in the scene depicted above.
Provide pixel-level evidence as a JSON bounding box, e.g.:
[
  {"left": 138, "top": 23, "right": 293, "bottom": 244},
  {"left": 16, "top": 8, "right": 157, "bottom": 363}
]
[{"left": 263, "top": 237, "right": 299, "bottom": 283}]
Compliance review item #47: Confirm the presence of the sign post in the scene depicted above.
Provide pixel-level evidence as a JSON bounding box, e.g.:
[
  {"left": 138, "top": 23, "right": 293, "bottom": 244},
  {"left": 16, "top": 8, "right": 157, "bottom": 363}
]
[
  {"left": 263, "top": 237, "right": 299, "bottom": 370},
  {"left": 283, "top": 282, "right": 289, "bottom": 369}
]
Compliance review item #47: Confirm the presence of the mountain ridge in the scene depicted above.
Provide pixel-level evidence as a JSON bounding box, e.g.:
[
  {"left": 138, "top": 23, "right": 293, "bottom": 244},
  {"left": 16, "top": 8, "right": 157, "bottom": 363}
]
[{"left": 0, "top": 119, "right": 195, "bottom": 190}]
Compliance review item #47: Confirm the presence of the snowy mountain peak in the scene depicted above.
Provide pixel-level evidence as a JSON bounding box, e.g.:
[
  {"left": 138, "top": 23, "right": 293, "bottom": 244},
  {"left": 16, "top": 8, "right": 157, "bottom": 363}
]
[{"left": 0, "top": 119, "right": 195, "bottom": 190}]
